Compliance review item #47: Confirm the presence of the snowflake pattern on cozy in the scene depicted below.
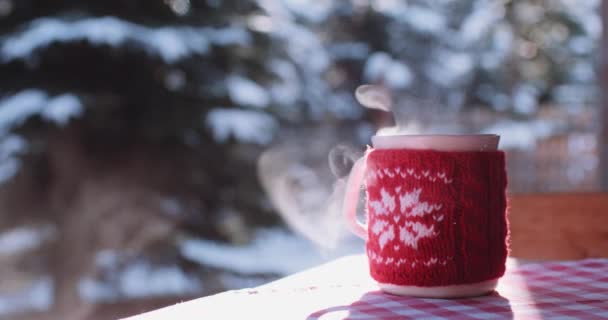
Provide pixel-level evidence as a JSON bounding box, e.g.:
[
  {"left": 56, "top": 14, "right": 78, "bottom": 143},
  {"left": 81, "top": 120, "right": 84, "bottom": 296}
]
[
  {"left": 364, "top": 149, "right": 508, "bottom": 287},
  {"left": 367, "top": 171, "right": 449, "bottom": 267}
]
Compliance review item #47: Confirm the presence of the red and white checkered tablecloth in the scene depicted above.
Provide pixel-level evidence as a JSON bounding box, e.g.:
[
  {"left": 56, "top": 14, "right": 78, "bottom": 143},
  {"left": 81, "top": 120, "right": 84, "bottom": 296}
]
[{"left": 127, "top": 256, "right": 608, "bottom": 320}]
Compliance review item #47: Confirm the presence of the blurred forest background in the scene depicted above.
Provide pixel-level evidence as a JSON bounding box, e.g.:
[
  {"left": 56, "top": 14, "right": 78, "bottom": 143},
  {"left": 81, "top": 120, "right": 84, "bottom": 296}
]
[{"left": 0, "top": 0, "right": 603, "bottom": 319}]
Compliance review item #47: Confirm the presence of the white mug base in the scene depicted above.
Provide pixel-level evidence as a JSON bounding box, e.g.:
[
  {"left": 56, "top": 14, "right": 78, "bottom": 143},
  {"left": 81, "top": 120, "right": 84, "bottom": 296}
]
[{"left": 378, "top": 279, "right": 498, "bottom": 298}]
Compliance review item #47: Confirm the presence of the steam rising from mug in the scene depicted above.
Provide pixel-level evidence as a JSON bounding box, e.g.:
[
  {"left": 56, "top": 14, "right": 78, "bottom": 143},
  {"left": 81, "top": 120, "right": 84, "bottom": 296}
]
[
  {"left": 257, "top": 85, "right": 432, "bottom": 248},
  {"left": 257, "top": 140, "right": 363, "bottom": 249},
  {"left": 355, "top": 84, "right": 424, "bottom": 134},
  {"left": 355, "top": 85, "right": 393, "bottom": 113},
  {"left": 357, "top": 84, "right": 446, "bottom": 136}
]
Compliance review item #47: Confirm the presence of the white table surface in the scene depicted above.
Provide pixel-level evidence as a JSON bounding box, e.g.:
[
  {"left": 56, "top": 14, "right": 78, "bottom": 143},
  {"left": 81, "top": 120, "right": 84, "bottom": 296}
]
[{"left": 123, "top": 255, "right": 532, "bottom": 320}]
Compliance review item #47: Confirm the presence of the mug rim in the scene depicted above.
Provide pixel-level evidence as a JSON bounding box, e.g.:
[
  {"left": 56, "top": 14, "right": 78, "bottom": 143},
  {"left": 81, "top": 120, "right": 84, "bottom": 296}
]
[{"left": 371, "top": 134, "right": 500, "bottom": 151}]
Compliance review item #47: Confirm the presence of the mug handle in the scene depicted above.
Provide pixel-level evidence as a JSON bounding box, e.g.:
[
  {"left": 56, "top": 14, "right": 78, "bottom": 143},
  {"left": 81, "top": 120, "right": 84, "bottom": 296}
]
[{"left": 343, "top": 156, "right": 368, "bottom": 240}]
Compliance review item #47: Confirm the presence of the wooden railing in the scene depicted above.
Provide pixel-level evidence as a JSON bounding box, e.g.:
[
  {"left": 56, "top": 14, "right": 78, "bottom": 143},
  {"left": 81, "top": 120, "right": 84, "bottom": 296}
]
[{"left": 508, "top": 193, "right": 608, "bottom": 260}]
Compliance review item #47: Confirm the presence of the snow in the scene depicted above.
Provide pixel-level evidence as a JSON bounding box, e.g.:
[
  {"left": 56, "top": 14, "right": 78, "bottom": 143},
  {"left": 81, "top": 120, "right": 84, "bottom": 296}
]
[
  {"left": 569, "top": 61, "right": 595, "bottom": 82},
  {"left": 482, "top": 120, "right": 560, "bottom": 150},
  {"left": 248, "top": 14, "right": 275, "bottom": 33},
  {"left": 0, "top": 90, "right": 81, "bottom": 182},
  {"left": 569, "top": 36, "right": 595, "bottom": 55},
  {"left": 0, "top": 277, "right": 53, "bottom": 316},
  {"left": 364, "top": 52, "right": 413, "bottom": 89},
  {"left": 552, "top": 84, "right": 597, "bottom": 105},
  {"left": 512, "top": 85, "right": 539, "bottom": 115},
  {"left": 372, "top": 0, "right": 408, "bottom": 14},
  {"left": 0, "top": 135, "right": 27, "bottom": 158},
  {"left": 206, "top": 108, "right": 277, "bottom": 145},
  {"left": 0, "top": 134, "right": 27, "bottom": 182},
  {"left": 493, "top": 25, "right": 514, "bottom": 54},
  {"left": 0, "top": 90, "right": 83, "bottom": 131},
  {"left": 403, "top": 6, "right": 447, "bottom": 34},
  {"left": 288, "top": 25, "right": 329, "bottom": 73},
  {"left": 257, "top": 0, "right": 294, "bottom": 21},
  {"left": 460, "top": 1, "right": 505, "bottom": 44},
  {"left": 0, "top": 157, "right": 18, "bottom": 183},
  {"left": 180, "top": 228, "right": 362, "bottom": 275},
  {"left": 147, "top": 28, "right": 200, "bottom": 62},
  {"left": 80, "top": 263, "right": 201, "bottom": 302},
  {"left": 119, "top": 262, "right": 200, "bottom": 298},
  {"left": 268, "top": 59, "right": 300, "bottom": 106},
  {"left": 476, "top": 85, "right": 510, "bottom": 111},
  {"left": 205, "top": 25, "right": 252, "bottom": 47},
  {"left": 282, "top": 0, "right": 334, "bottom": 23},
  {"left": 1, "top": 17, "right": 252, "bottom": 63},
  {"left": 226, "top": 75, "right": 270, "bottom": 108},
  {"left": 384, "top": 61, "right": 413, "bottom": 90},
  {"left": 256, "top": 0, "right": 332, "bottom": 118},
  {"left": 373, "top": 3, "right": 446, "bottom": 34},
  {"left": 0, "top": 225, "right": 55, "bottom": 256},
  {"left": 167, "top": 0, "right": 190, "bottom": 16},
  {"left": 0, "top": 90, "right": 46, "bottom": 133},
  {"left": 278, "top": 23, "right": 330, "bottom": 117},
  {"left": 80, "top": 252, "right": 201, "bottom": 302},
  {"left": 219, "top": 273, "right": 269, "bottom": 290},
  {"left": 426, "top": 50, "right": 473, "bottom": 87},
  {"left": 327, "top": 92, "right": 363, "bottom": 120},
  {"left": 42, "top": 94, "right": 83, "bottom": 125},
  {"left": 95, "top": 250, "right": 120, "bottom": 269},
  {"left": 481, "top": 24, "right": 513, "bottom": 70},
  {"left": 79, "top": 278, "right": 115, "bottom": 302},
  {"left": 561, "top": 0, "right": 602, "bottom": 39}
]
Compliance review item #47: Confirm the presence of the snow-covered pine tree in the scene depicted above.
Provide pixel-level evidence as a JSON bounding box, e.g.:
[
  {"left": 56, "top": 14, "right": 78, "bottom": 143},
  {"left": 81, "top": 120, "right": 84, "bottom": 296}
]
[
  {"left": 0, "top": 0, "right": 307, "bottom": 316},
  {"left": 316, "top": 0, "right": 599, "bottom": 117}
]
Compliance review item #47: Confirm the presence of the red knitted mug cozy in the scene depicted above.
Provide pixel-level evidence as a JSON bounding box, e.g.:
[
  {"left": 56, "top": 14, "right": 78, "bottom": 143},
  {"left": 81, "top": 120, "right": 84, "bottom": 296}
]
[{"left": 364, "top": 149, "right": 508, "bottom": 287}]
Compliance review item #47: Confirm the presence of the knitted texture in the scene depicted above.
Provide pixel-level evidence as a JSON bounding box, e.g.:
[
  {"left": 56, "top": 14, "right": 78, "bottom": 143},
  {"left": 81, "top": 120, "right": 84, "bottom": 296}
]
[{"left": 364, "top": 148, "right": 508, "bottom": 287}]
